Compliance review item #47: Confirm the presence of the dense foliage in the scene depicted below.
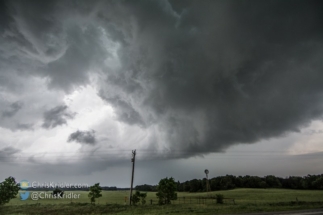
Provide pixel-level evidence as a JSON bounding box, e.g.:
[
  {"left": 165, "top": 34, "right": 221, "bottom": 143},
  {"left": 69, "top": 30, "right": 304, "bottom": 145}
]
[
  {"left": 135, "top": 184, "right": 157, "bottom": 192},
  {"left": 0, "top": 176, "right": 20, "bottom": 205},
  {"left": 136, "top": 174, "right": 323, "bottom": 192},
  {"left": 156, "top": 177, "right": 177, "bottom": 205}
]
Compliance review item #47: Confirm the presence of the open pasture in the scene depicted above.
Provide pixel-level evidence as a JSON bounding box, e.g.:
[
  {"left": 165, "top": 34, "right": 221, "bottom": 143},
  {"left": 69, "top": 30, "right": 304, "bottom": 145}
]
[{"left": 2, "top": 189, "right": 323, "bottom": 214}]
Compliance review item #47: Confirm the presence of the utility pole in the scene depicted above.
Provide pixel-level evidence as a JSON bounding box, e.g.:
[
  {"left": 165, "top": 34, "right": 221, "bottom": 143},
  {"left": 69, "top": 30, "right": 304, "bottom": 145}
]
[{"left": 129, "top": 149, "right": 136, "bottom": 205}]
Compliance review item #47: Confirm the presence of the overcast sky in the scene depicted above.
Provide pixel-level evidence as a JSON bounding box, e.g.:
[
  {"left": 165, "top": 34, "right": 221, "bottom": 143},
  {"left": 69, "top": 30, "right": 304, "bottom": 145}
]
[{"left": 0, "top": 0, "right": 323, "bottom": 187}]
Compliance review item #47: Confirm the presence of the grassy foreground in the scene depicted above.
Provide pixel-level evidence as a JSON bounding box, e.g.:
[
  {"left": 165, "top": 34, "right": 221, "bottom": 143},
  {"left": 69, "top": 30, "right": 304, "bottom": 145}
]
[{"left": 1, "top": 188, "right": 323, "bottom": 214}]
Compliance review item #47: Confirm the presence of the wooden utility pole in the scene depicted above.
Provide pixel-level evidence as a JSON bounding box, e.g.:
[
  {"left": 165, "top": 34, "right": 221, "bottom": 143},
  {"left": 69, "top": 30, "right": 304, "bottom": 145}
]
[{"left": 129, "top": 149, "right": 136, "bottom": 205}]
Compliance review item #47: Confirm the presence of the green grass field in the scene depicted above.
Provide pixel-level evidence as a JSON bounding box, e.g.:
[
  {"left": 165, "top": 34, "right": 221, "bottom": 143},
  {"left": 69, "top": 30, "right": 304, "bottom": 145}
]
[{"left": 1, "top": 189, "right": 323, "bottom": 214}]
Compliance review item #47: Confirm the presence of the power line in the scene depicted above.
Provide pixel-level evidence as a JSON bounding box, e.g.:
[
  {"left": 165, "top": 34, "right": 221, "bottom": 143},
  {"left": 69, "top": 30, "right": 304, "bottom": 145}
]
[
  {"left": 0, "top": 149, "right": 321, "bottom": 164},
  {"left": 0, "top": 149, "right": 299, "bottom": 156},
  {"left": 0, "top": 151, "right": 310, "bottom": 159}
]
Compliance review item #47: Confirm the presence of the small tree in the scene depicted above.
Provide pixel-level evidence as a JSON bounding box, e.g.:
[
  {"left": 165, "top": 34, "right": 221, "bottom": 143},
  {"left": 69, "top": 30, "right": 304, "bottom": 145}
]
[
  {"left": 156, "top": 177, "right": 177, "bottom": 205},
  {"left": 53, "top": 188, "right": 64, "bottom": 198},
  {"left": 88, "top": 183, "right": 102, "bottom": 204},
  {"left": 0, "top": 176, "right": 20, "bottom": 205}
]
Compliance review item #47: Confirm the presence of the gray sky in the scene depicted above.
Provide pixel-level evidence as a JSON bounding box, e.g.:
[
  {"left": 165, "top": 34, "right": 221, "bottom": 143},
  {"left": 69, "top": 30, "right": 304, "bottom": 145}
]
[{"left": 0, "top": 0, "right": 323, "bottom": 187}]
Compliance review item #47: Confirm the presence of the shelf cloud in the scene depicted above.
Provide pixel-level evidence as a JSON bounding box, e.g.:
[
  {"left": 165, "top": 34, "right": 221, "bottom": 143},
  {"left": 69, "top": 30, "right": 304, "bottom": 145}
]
[{"left": 0, "top": 0, "right": 323, "bottom": 184}]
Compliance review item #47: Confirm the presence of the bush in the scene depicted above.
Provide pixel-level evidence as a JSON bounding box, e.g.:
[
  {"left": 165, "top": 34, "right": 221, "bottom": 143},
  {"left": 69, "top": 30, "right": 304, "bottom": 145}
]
[
  {"left": 140, "top": 192, "right": 147, "bottom": 205},
  {"left": 132, "top": 191, "right": 147, "bottom": 205},
  {"left": 132, "top": 191, "right": 140, "bottom": 205},
  {"left": 216, "top": 194, "right": 224, "bottom": 204},
  {"left": 53, "top": 188, "right": 64, "bottom": 198}
]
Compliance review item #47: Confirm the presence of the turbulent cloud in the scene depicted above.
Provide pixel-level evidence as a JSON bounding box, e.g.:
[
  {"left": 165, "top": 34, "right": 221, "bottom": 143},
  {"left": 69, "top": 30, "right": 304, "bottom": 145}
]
[
  {"left": 42, "top": 105, "right": 75, "bottom": 129},
  {"left": 97, "top": 0, "right": 323, "bottom": 156},
  {"left": 1, "top": 0, "right": 323, "bottom": 159},
  {"left": 0, "top": 0, "right": 109, "bottom": 92},
  {"left": 1, "top": 101, "right": 23, "bottom": 118},
  {"left": 68, "top": 130, "right": 96, "bottom": 145},
  {"left": 99, "top": 95, "right": 145, "bottom": 127}
]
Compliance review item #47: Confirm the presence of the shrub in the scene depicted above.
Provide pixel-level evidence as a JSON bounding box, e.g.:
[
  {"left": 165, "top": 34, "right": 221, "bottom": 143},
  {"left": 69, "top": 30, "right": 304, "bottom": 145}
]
[
  {"left": 132, "top": 191, "right": 147, "bottom": 205},
  {"left": 132, "top": 191, "right": 140, "bottom": 205},
  {"left": 53, "top": 188, "right": 64, "bottom": 198},
  {"left": 216, "top": 194, "right": 224, "bottom": 204}
]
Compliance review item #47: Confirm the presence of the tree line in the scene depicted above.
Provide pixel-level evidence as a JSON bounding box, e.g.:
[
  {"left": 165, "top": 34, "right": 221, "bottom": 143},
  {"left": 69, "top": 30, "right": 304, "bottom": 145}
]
[{"left": 135, "top": 174, "right": 323, "bottom": 192}]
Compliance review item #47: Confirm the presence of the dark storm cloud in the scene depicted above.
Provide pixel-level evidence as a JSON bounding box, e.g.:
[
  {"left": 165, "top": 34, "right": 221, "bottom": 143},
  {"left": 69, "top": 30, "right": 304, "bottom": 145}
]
[
  {"left": 97, "top": 0, "right": 323, "bottom": 156},
  {"left": 42, "top": 105, "right": 74, "bottom": 129},
  {"left": 99, "top": 94, "right": 145, "bottom": 127},
  {"left": 0, "top": 0, "right": 13, "bottom": 33},
  {"left": 0, "top": 0, "right": 109, "bottom": 92},
  {"left": 1, "top": 0, "right": 323, "bottom": 158},
  {"left": 1, "top": 101, "right": 23, "bottom": 118},
  {"left": 68, "top": 130, "right": 96, "bottom": 145}
]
